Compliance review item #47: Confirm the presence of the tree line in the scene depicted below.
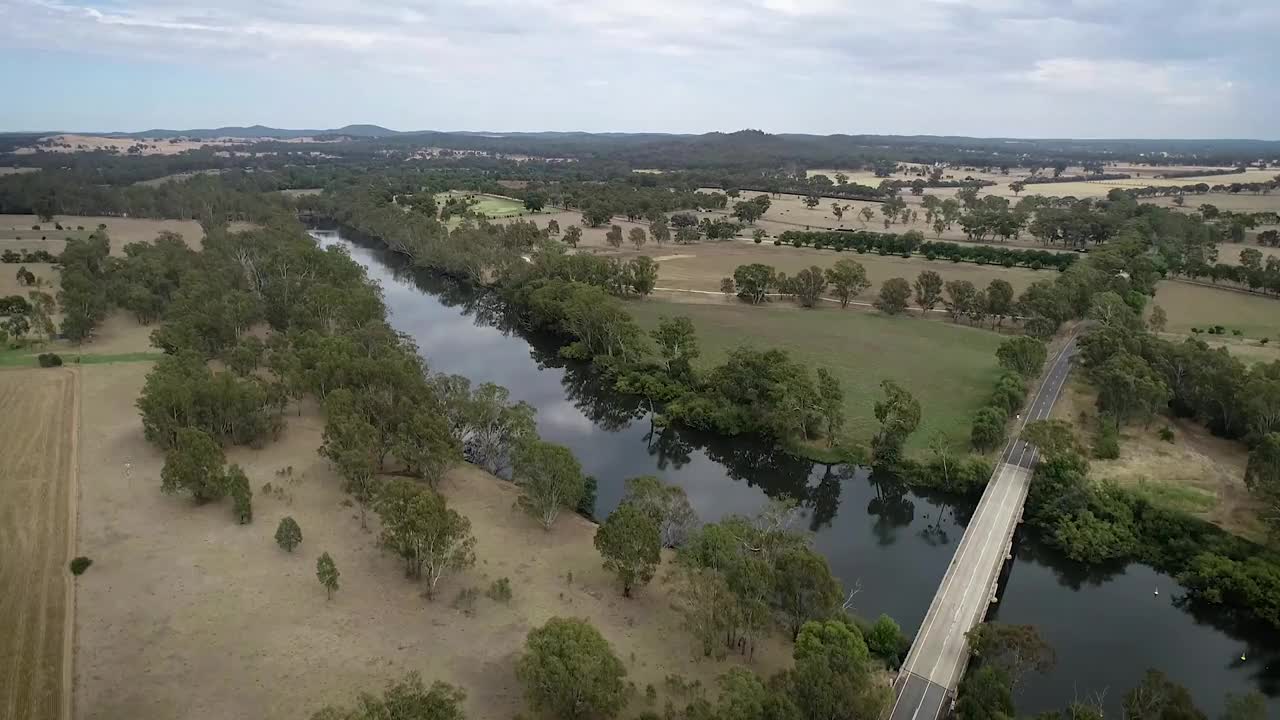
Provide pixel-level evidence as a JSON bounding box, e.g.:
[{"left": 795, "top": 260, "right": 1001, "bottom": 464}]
[
  {"left": 1013, "top": 284, "right": 1280, "bottom": 630},
  {"left": 108, "top": 215, "right": 929, "bottom": 720},
  {"left": 1179, "top": 246, "right": 1280, "bottom": 297},
  {"left": 321, "top": 188, "right": 880, "bottom": 452},
  {"left": 773, "top": 229, "right": 1078, "bottom": 270},
  {"left": 107, "top": 217, "right": 648, "bottom": 620}
]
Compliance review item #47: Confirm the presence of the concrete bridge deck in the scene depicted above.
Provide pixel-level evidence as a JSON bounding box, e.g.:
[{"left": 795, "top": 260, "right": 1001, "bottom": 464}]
[{"left": 887, "top": 336, "right": 1076, "bottom": 720}]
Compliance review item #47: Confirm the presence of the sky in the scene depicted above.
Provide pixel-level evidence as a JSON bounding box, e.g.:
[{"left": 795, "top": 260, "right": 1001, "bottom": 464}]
[{"left": 1, "top": 0, "right": 1277, "bottom": 139}]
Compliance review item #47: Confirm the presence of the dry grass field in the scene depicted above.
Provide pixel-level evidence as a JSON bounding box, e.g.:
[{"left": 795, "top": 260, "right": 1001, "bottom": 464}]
[
  {"left": 12, "top": 134, "right": 256, "bottom": 156},
  {"left": 0, "top": 167, "right": 38, "bottom": 176},
  {"left": 1139, "top": 192, "right": 1280, "bottom": 214},
  {"left": 132, "top": 170, "right": 223, "bottom": 187},
  {"left": 696, "top": 188, "right": 980, "bottom": 243},
  {"left": 806, "top": 165, "right": 1277, "bottom": 201},
  {"left": 0, "top": 263, "right": 59, "bottom": 296},
  {"left": 1152, "top": 280, "right": 1280, "bottom": 339},
  {"left": 508, "top": 208, "right": 1048, "bottom": 296},
  {"left": 650, "top": 242, "right": 1045, "bottom": 296},
  {"left": 1215, "top": 242, "right": 1280, "bottom": 266},
  {"left": 73, "top": 365, "right": 787, "bottom": 720},
  {"left": 1052, "top": 373, "right": 1265, "bottom": 542},
  {"left": 0, "top": 215, "right": 203, "bottom": 255},
  {"left": 0, "top": 215, "right": 254, "bottom": 256},
  {"left": 0, "top": 368, "right": 77, "bottom": 720}
]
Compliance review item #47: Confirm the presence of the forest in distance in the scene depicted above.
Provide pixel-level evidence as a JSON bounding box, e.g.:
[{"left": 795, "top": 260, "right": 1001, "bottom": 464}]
[{"left": 2, "top": 124, "right": 1280, "bottom": 720}]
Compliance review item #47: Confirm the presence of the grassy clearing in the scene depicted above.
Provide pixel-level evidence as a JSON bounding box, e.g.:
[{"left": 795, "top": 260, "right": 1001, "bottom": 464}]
[
  {"left": 1051, "top": 374, "right": 1266, "bottom": 542},
  {"left": 1153, "top": 280, "right": 1280, "bottom": 339},
  {"left": 435, "top": 191, "right": 533, "bottom": 228},
  {"left": 0, "top": 369, "right": 75, "bottom": 720},
  {"left": 1126, "top": 479, "right": 1216, "bottom": 516},
  {"left": 0, "top": 349, "right": 161, "bottom": 368},
  {"left": 627, "top": 296, "right": 1006, "bottom": 454}
]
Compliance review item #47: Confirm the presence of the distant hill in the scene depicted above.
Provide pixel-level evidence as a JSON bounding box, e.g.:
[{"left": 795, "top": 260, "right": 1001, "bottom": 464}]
[{"left": 98, "top": 124, "right": 401, "bottom": 140}]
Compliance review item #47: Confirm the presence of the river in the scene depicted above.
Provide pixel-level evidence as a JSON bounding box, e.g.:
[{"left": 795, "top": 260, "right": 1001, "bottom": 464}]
[{"left": 313, "top": 229, "right": 1278, "bottom": 717}]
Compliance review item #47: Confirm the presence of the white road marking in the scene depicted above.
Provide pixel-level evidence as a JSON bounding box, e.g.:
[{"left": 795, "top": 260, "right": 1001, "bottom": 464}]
[{"left": 892, "top": 335, "right": 1077, "bottom": 720}]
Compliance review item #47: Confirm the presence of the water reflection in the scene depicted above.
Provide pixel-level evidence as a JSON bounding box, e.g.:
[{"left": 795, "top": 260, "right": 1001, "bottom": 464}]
[{"left": 315, "top": 228, "right": 1278, "bottom": 718}]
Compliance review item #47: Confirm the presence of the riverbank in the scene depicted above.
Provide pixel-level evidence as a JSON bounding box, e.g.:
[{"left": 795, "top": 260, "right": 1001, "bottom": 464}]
[
  {"left": 627, "top": 295, "right": 1006, "bottom": 455},
  {"left": 319, "top": 227, "right": 1280, "bottom": 718},
  {"left": 72, "top": 359, "right": 791, "bottom": 719}
]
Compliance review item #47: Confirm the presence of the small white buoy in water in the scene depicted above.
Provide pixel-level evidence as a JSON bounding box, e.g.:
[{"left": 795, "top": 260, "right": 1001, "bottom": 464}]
[
  {"left": 1241, "top": 652, "right": 1247, "bottom": 662},
  {"left": 1153, "top": 589, "right": 1159, "bottom": 596}
]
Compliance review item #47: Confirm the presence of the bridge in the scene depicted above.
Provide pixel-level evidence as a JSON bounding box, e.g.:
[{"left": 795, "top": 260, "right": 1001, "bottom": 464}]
[{"left": 887, "top": 336, "right": 1077, "bottom": 720}]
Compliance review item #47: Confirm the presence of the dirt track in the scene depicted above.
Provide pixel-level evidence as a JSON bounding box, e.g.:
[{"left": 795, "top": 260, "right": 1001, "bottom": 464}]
[{"left": 0, "top": 369, "right": 77, "bottom": 720}]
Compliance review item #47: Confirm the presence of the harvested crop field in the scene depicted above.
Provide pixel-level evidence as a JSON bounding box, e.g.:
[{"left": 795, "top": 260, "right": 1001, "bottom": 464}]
[
  {"left": 628, "top": 295, "right": 1006, "bottom": 453},
  {"left": 0, "top": 368, "right": 77, "bottom": 720},
  {"left": 73, "top": 365, "right": 784, "bottom": 720}
]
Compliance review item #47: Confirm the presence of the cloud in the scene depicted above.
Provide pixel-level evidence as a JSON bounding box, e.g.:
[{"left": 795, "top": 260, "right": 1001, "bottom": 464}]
[
  {"left": 1021, "top": 57, "right": 1235, "bottom": 107},
  {"left": 0, "top": 0, "right": 1275, "bottom": 136}
]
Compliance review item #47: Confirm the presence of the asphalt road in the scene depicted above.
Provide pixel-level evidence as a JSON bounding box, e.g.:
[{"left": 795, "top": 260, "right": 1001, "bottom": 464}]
[{"left": 887, "top": 336, "right": 1077, "bottom": 720}]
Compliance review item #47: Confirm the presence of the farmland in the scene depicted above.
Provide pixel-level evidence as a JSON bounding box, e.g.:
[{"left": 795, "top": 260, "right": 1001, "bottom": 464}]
[
  {"left": 0, "top": 368, "right": 76, "bottom": 720},
  {"left": 434, "top": 191, "right": 535, "bottom": 228},
  {"left": 1153, "top": 279, "right": 1280, "bottom": 339},
  {"left": 627, "top": 295, "right": 1007, "bottom": 453},
  {"left": 0, "top": 215, "right": 256, "bottom": 255},
  {"left": 645, "top": 240, "right": 1046, "bottom": 297}
]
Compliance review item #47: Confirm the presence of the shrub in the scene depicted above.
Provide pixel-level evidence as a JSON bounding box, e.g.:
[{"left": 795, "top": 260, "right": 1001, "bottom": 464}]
[
  {"left": 1093, "top": 422, "right": 1120, "bottom": 459},
  {"left": 774, "top": 239, "right": 782, "bottom": 246},
  {"left": 866, "top": 614, "right": 905, "bottom": 665},
  {"left": 1262, "top": 337, "right": 1271, "bottom": 345},
  {"left": 37, "top": 353, "right": 63, "bottom": 367},
  {"left": 31, "top": 224, "right": 40, "bottom": 231},
  {"left": 518, "top": 618, "right": 628, "bottom": 720},
  {"left": 69, "top": 556, "right": 93, "bottom": 575},
  {"left": 1158, "top": 426, "right": 1176, "bottom": 443},
  {"left": 452, "top": 586, "right": 479, "bottom": 615},
  {"left": 1232, "top": 329, "right": 1243, "bottom": 336},
  {"left": 753, "top": 236, "right": 763, "bottom": 244},
  {"left": 487, "top": 577, "right": 513, "bottom": 603}
]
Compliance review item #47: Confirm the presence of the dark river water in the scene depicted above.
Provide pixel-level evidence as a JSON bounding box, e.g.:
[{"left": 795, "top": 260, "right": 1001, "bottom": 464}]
[{"left": 313, "top": 229, "right": 1278, "bottom": 717}]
